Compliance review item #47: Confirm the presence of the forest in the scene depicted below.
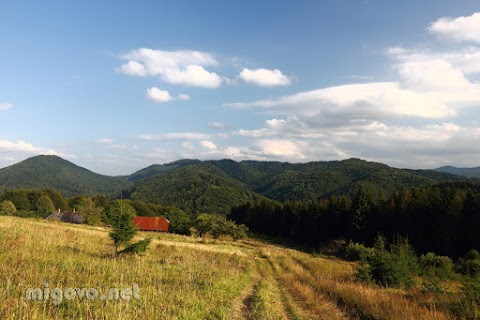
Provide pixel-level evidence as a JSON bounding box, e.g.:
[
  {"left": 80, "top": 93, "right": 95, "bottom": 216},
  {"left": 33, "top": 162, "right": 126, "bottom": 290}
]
[{"left": 230, "top": 181, "right": 480, "bottom": 259}]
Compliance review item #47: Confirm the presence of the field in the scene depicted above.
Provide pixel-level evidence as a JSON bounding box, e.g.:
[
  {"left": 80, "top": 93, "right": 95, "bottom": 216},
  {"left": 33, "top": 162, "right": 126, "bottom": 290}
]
[{"left": 0, "top": 216, "right": 463, "bottom": 319}]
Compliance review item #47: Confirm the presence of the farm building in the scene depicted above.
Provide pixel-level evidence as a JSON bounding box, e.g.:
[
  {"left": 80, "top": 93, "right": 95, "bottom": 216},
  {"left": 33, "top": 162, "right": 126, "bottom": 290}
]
[
  {"left": 46, "top": 208, "right": 85, "bottom": 224},
  {"left": 133, "top": 216, "right": 169, "bottom": 232}
]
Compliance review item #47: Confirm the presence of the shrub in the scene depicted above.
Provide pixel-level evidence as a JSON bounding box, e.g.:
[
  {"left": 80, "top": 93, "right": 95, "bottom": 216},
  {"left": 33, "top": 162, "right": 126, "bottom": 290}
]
[
  {"left": 357, "top": 235, "right": 418, "bottom": 288},
  {"left": 345, "top": 241, "right": 374, "bottom": 261},
  {"left": 420, "top": 252, "right": 454, "bottom": 280},
  {"left": 0, "top": 200, "right": 16, "bottom": 216},
  {"left": 456, "top": 249, "right": 480, "bottom": 277},
  {"left": 121, "top": 238, "right": 152, "bottom": 255},
  {"left": 194, "top": 214, "right": 248, "bottom": 240}
]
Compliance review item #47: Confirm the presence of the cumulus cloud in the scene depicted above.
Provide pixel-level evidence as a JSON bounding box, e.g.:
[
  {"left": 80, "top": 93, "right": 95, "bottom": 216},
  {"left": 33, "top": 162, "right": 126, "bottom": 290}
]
[
  {"left": 0, "top": 140, "right": 75, "bottom": 160},
  {"left": 117, "top": 48, "right": 222, "bottom": 88},
  {"left": 239, "top": 68, "right": 291, "bottom": 87},
  {"left": 428, "top": 12, "right": 480, "bottom": 43},
  {"left": 138, "top": 132, "right": 210, "bottom": 140},
  {"left": 146, "top": 87, "right": 173, "bottom": 104},
  {"left": 258, "top": 139, "right": 306, "bottom": 158},
  {"left": 226, "top": 82, "right": 457, "bottom": 124},
  {"left": 146, "top": 87, "right": 191, "bottom": 104},
  {"left": 0, "top": 103, "right": 13, "bottom": 110},
  {"left": 200, "top": 140, "right": 218, "bottom": 151},
  {"left": 115, "top": 60, "right": 147, "bottom": 76}
]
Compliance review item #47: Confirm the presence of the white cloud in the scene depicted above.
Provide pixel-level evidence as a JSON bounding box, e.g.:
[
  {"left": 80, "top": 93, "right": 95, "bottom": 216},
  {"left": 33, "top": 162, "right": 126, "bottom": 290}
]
[
  {"left": 258, "top": 139, "right": 306, "bottom": 158},
  {"left": 428, "top": 12, "right": 480, "bottom": 43},
  {"left": 146, "top": 87, "right": 173, "bottom": 104},
  {"left": 388, "top": 46, "right": 480, "bottom": 75},
  {"left": 95, "top": 138, "right": 113, "bottom": 144},
  {"left": 138, "top": 132, "right": 210, "bottom": 140},
  {"left": 164, "top": 65, "right": 222, "bottom": 88},
  {"left": 239, "top": 68, "right": 291, "bottom": 87},
  {"left": 0, "top": 103, "right": 13, "bottom": 110},
  {"left": 115, "top": 60, "right": 147, "bottom": 76},
  {"left": 200, "top": 140, "right": 217, "bottom": 151},
  {"left": 117, "top": 48, "right": 222, "bottom": 88},
  {"left": 0, "top": 139, "right": 75, "bottom": 159},
  {"left": 177, "top": 94, "right": 190, "bottom": 101},
  {"left": 226, "top": 82, "right": 456, "bottom": 123},
  {"left": 209, "top": 122, "right": 225, "bottom": 130}
]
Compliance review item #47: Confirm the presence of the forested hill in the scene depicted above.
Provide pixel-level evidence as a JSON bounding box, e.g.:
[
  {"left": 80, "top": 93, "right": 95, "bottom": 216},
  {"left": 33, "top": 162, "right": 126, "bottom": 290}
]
[
  {"left": 0, "top": 156, "right": 461, "bottom": 209},
  {"left": 129, "top": 164, "right": 267, "bottom": 215},
  {"left": 0, "top": 155, "right": 130, "bottom": 197},
  {"left": 434, "top": 165, "right": 480, "bottom": 178},
  {"left": 129, "top": 158, "right": 461, "bottom": 203}
]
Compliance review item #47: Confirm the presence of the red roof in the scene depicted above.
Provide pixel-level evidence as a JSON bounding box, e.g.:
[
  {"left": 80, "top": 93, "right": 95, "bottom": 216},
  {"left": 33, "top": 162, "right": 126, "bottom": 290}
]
[{"left": 133, "top": 216, "right": 169, "bottom": 232}]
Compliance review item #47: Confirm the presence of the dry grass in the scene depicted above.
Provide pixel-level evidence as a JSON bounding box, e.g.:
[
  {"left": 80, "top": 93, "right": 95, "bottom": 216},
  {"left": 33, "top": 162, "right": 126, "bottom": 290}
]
[
  {"left": 0, "top": 216, "right": 253, "bottom": 319},
  {"left": 0, "top": 216, "right": 464, "bottom": 319}
]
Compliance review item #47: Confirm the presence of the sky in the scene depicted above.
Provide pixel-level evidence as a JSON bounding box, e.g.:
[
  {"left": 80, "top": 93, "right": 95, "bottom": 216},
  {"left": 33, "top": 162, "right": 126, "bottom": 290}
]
[{"left": 1, "top": 1, "right": 480, "bottom": 175}]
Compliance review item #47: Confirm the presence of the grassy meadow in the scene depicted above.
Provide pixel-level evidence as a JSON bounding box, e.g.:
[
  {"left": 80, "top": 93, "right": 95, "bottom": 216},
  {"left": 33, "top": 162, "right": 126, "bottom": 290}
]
[{"left": 0, "top": 216, "right": 470, "bottom": 319}]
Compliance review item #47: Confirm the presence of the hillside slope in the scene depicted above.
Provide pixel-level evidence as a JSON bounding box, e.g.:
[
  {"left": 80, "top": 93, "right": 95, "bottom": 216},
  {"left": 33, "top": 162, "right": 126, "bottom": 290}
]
[
  {"left": 0, "top": 155, "right": 130, "bottom": 197},
  {"left": 0, "top": 216, "right": 461, "bottom": 319},
  {"left": 130, "top": 164, "right": 266, "bottom": 214}
]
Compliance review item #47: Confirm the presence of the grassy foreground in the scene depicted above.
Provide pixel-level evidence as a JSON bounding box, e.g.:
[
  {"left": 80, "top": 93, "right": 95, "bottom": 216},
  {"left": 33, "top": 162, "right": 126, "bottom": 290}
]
[{"left": 0, "top": 216, "right": 458, "bottom": 319}]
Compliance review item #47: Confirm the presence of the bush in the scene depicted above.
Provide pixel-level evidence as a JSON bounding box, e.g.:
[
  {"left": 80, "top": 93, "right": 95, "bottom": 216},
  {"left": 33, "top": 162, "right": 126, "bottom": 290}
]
[
  {"left": 0, "top": 200, "right": 16, "bottom": 216},
  {"left": 121, "top": 238, "right": 152, "bottom": 255},
  {"left": 420, "top": 252, "right": 454, "bottom": 280},
  {"left": 194, "top": 214, "right": 248, "bottom": 240},
  {"left": 345, "top": 241, "right": 374, "bottom": 261},
  {"left": 456, "top": 249, "right": 480, "bottom": 277},
  {"left": 357, "top": 236, "right": 418, "bottom": 288},
  {"left": 164, "top": 209, "right": 192, "bottom": 235}
]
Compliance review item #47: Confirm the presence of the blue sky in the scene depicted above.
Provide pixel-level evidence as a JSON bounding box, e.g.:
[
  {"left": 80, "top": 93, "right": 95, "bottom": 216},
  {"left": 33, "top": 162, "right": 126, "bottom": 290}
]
[{"left": 1, "top": 1, "right": 480, "bottom": 175}]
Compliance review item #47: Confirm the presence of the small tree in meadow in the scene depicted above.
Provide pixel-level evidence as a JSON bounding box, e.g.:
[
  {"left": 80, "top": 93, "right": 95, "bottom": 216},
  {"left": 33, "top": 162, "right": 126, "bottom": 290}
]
[
  {"left": 107, "top": 200, "right": 138, "bottom": 254},
  {"left": 106, "top": 199, "right": 152, "bottom": 255}
]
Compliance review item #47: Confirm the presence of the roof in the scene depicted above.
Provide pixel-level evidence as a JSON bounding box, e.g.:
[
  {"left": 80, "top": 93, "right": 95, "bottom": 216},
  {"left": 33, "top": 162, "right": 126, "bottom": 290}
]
[
  {"left": 46, "top": 211, "right": 85, "bottom": 224},
  {"left": 133, "top": 216, "right": 169, "bottom": 232}
]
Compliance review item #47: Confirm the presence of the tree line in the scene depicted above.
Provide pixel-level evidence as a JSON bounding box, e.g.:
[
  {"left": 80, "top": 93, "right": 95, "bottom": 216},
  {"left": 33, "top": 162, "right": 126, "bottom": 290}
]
[
  {"left": 230, "top": 181, "right": 480, "bottom": 259},
  {"left": 0, "top": 188, "right": 247, "bottom": 240}
]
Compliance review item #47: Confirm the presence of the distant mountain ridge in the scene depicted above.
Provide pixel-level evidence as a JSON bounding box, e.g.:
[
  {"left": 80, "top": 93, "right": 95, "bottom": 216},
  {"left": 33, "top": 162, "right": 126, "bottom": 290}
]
[
  {"left": 434, "top": 165, "right": 480, "bottom": 178},
  {"left": 0, "top": 155, "right": 130, "bottom": 197},
  {"left": 0, "top": 156, "right": 463, "bottom": 212}
]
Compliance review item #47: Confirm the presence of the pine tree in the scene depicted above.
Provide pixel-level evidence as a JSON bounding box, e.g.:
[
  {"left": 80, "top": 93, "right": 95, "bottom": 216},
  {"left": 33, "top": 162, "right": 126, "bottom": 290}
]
[{"left": 108, "top": 200, "right": 138, "bottom": 254}]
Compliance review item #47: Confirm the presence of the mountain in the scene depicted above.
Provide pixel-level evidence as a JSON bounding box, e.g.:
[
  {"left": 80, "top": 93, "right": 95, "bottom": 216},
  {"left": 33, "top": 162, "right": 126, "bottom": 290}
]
[
  {"left": 129, "top": 164, "right": 266, "bottom": 214},
  {"left": 0, "top": 155, "right": 130, "bottom": 197},
  {"left": 0, "top": 156, "right": 461, "bottom": 208},
  {"left": 434, "top": 165, "right": 480, "bottom": 178},
  {"left": 130, "top": 158, "right": 461, "bottom": 204}
]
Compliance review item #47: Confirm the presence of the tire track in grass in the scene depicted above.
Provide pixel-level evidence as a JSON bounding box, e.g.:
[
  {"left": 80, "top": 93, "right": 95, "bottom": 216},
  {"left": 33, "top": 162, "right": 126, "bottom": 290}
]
[
  {"left": 228, "top": 243, "right": 261, "bottom": 320},
  {"left": 266, "top": 249, "right": 351, "bottom": 320},
  {"left": 248, "top": 256, "right": 289, "bottom": 320}
]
